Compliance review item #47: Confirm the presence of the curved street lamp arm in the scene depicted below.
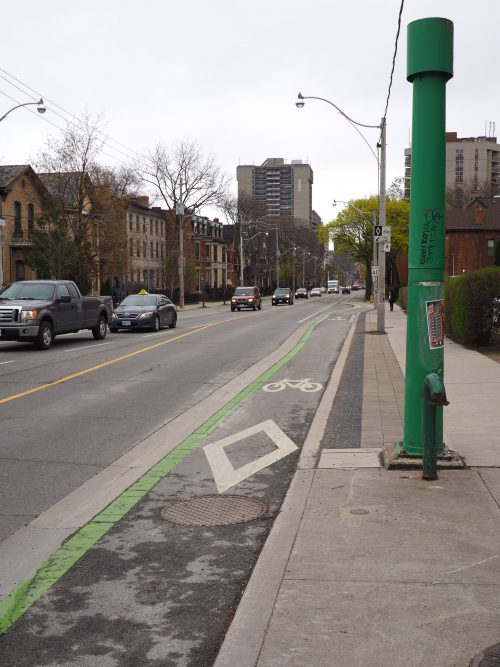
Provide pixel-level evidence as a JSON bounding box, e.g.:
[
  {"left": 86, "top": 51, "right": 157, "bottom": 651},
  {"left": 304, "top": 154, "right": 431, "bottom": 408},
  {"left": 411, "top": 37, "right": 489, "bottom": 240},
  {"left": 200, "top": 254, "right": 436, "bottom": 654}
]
[
  {"left": 0, "top": 98, "right": 45, "bottom": 123},
  {"left": 297, "top": 93, "right": 379, "bottom": 163},
  {"left": 298, "top": 94, "right": 380, "bottom": 129}
]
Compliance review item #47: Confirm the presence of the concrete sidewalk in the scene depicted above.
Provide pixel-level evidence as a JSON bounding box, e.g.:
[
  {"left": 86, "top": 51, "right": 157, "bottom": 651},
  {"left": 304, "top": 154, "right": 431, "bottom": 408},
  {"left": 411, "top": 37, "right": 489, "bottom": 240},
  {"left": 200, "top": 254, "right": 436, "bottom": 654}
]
[{"left": 215, "top": 304, "right": 500, "bottom": 667}]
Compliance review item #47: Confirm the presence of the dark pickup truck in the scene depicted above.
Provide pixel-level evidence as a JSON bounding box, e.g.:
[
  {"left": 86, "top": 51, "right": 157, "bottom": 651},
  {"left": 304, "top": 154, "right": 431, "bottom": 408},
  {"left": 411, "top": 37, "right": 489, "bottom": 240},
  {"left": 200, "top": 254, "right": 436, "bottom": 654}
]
[{"left": 0, "top": 280, "right": 113, "bottom": 350}]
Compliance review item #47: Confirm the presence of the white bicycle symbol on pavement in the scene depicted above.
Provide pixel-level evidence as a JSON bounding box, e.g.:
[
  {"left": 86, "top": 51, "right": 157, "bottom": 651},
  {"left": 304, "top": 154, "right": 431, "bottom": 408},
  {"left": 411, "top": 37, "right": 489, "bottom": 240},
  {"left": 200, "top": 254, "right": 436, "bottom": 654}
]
[{"left": 263, "top": 378, "right": 323, "bottom": 393}]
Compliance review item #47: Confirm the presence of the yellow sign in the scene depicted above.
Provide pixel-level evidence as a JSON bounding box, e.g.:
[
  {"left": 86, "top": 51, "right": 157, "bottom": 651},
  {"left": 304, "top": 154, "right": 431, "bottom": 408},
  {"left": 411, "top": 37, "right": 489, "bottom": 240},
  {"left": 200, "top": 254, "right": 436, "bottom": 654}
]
[{"left": 138, "top": 289, "right": 149, "bottom": 294}]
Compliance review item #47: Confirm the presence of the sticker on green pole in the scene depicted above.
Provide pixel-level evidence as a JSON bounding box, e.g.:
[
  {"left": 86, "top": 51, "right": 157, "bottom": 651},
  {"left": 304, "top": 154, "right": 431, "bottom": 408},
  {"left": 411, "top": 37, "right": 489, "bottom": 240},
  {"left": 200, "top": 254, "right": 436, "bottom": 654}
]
[{"left": 425, "top": 299, "right": 444, "bottom": 349}]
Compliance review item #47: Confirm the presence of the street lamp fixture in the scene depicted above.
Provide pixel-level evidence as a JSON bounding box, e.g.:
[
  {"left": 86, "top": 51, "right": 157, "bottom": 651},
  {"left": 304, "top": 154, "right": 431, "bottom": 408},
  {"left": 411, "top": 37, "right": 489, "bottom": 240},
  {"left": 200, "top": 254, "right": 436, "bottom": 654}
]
[{"left": 0, "top": 98, "right": 46, "bottom": 123}]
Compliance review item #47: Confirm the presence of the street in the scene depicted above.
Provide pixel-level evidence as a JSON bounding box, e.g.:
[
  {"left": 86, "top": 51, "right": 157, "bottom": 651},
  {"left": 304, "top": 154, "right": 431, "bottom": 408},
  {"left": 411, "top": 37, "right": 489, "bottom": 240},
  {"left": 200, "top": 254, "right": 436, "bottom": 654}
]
[{"left": 0, "top": 292, "right": 367, "bottom": 666}]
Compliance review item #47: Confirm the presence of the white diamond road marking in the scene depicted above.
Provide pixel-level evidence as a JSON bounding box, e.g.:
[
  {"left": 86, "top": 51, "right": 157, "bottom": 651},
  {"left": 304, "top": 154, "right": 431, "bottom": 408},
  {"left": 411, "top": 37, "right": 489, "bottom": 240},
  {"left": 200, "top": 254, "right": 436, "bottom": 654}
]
[{"left": 203, "top": 419, "right": 298, "bottom": 494}]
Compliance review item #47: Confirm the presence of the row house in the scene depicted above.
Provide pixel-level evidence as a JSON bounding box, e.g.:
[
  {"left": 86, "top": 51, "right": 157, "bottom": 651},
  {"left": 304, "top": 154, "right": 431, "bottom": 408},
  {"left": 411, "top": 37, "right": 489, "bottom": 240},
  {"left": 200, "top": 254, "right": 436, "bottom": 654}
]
[
  {"left": 0, "top": 165, "right": 46, "bottom": 285},
  {"left": 123, "top": 198, "right": 170, "bottom": 292},
  {"left": 188, "top": 214, "right": 228, "bottom": 292}
]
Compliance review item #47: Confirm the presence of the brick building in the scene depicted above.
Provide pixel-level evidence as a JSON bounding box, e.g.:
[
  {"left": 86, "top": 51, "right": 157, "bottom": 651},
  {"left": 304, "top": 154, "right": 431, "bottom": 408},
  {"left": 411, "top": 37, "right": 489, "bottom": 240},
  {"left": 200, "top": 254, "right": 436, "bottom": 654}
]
[
  {"left": 445, "top": 198, "right": 500, "bottom": 275},
  {"left": 0, "top": 165, "right": 47, "bottom": 285}
]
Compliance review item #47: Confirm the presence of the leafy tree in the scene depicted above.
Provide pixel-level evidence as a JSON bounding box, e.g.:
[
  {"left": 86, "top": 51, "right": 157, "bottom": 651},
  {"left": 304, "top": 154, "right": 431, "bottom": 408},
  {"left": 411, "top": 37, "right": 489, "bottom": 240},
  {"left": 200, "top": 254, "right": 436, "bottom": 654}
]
[
  {"left": 24, "top": 194, "right": 79, "bottom": 282},
  {"left": 319, "top": 196, "right": 409, "bottom": 299}
]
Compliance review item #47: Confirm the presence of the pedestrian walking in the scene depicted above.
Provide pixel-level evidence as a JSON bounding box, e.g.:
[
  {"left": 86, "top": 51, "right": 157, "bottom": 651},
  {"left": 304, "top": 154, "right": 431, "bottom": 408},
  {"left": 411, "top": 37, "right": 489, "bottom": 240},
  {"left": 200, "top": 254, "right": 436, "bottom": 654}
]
[
  {"left": 112, "top": 276, "right": 123, "bottom": 308},
  {"left": 388, "top": 286, "right": 398, "bottom": 312}
]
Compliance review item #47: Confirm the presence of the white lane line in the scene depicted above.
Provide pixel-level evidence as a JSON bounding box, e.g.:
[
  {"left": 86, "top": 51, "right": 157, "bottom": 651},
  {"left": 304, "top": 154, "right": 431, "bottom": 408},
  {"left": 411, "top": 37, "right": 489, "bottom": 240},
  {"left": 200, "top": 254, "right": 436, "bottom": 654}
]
[
  {"left": 298, "top": 307, "right": 330, "bottom": 323},
  {"left": 142, "top": 331, "right": 175, "bottom": 339},
  {"left": 66, "top": 342, "right": 113, "bottom": 351},
  {"left": 0, "top": 360, "right": 15, "bottom": 365}
]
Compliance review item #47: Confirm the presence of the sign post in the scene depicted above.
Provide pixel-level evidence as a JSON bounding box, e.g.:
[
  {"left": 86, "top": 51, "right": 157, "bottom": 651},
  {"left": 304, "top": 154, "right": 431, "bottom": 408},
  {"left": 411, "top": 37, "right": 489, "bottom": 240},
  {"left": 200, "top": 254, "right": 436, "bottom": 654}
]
[{"left": 401, "top": 17, "right": 453, "bottom": 456}]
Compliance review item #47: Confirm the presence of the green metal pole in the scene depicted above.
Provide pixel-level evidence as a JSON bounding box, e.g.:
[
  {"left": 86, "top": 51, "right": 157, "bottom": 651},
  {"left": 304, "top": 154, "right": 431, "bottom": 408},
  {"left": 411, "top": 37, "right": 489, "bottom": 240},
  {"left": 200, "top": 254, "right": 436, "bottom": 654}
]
[{"left": 402, "top": 18, "right": 453, "bottom": 456}]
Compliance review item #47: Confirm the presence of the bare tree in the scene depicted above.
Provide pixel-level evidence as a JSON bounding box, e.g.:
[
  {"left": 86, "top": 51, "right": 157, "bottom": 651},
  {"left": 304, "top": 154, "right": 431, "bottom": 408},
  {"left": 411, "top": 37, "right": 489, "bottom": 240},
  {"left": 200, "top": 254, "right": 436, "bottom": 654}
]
[
  {"left": 33, "top": 115, "right": 139, "bottom": 292},
  {"left": 446, "top": 179, "right": 499, "bottom": 208},
  {"left": 143, "top": 140, "right": 230, "bottom": 213}
]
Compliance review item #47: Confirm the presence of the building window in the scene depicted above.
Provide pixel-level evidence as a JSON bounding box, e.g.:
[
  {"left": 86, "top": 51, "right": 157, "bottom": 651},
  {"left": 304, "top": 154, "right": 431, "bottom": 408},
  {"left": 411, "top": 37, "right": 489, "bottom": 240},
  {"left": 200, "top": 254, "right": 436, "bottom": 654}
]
[
  {"left": 27, "top": 204, "right": 35, "bottom": 235},
  {"left": 487, "top": 239, "right": 495, "bottom": 257},
  {"left": 129, "top": 239, "right": 134, "bottom": 256},
  {"left": 129, "top": 214, "right": 133, "bottom": 231},
  {"left": 143, "top": 241, "right": 147, "bottom": 257},
  {"left": 205, "top": 244, "right": 211, "bottom": 260},
  {"left": 14, "top": 201, "right": 22, "bottom": 234},
  {"left": 150, "top": 240, "right": 154, "bottom": 258},
  {"left": 155, "top": 220, "right": 158, "bottom": 236},
  {"left": 136, "top": 215, "right": 139, "bottom": 231},
  {"left": 222, "top": 246, "right": 227, "bottom": 263},
  {"left": 213, "top": 245, "right": 218, "bottom": 262},
  {"left": 195, "top": 242, "right": 200, "bottom": 260},
  {"left": 213, "top": 268, "right": 218, "bottom": 288},
  {"left": 455, "top": 171, "right": 463, "bottom": 182},
  {"left": 456, "top": 149, "right": 463, "bottom": 157},
  {"left": 156, "top": 242, "right": 159, "bottom": 258}
]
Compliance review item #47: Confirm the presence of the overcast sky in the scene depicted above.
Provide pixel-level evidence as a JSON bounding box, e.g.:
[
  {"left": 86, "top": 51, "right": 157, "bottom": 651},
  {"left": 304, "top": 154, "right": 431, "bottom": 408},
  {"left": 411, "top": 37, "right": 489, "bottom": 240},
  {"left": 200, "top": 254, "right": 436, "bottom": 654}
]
[{"left": 1, "top": 1, "right": 498, "bottom": 224}]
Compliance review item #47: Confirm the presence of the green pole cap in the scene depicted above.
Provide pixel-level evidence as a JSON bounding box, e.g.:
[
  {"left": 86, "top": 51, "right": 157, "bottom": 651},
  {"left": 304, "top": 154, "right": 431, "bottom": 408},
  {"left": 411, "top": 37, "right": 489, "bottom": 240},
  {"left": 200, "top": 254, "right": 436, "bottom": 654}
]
[{"left": 407, "top": 17, "right": 453, "bottom": 82}]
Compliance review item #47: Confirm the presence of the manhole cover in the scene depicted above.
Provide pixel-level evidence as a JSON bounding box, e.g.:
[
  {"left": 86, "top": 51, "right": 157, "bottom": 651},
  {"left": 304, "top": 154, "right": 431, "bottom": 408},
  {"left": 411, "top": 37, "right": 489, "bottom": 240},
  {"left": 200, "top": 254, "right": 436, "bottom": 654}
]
[{"left": 161, "top": 495, "right": 267, "bottom": 526}]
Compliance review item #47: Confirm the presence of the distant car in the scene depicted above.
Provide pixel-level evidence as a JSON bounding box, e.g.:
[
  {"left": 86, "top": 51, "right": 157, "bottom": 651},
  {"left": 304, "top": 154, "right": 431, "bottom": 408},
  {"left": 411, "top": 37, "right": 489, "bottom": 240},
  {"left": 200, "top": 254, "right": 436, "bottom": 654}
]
[
  {"left": 231, "top": 286, "right": 262, "bottom": 311},
  {"left": 295, "top": 288, "right": 308, "bottom": 299},
  {"left": 351, "top": 283, "right": 360, "bottom": 291},
  {"left": 341, "top": 286, "right": 351, "bottom": 294},
  {"left": 111, "top": 293, "right": 177, "bottom": 332},
  {"left": 310, "top": 287, "right": 322, "bottom": 297},
  {"left": 272, "top": 287, "right": 293, "bottom": 306}
]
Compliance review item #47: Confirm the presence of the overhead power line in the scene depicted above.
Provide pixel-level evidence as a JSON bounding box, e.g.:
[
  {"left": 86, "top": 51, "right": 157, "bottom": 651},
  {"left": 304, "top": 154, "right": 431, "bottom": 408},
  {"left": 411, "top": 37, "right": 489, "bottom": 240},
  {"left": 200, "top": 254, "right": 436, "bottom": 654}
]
[{"left": 380, "top": 0, "right": 405, "bottom": 139}]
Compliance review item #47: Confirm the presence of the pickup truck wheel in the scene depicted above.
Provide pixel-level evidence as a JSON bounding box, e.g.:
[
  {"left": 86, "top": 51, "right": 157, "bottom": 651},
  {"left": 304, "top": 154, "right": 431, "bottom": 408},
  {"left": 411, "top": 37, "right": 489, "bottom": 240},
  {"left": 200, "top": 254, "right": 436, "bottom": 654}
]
[
  {"left": 92, "top": 315, "right": 107, "bottom": 340},
  {"left": 36, "top": 320, "right": 53, "bottom": 350}
]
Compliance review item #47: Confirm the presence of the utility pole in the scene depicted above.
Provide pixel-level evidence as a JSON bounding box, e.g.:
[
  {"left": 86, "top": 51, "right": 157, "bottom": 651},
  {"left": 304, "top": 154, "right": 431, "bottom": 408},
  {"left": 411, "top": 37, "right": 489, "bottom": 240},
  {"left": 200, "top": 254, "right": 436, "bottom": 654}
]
[
  {"left": 401, "top": 17, "right": 453, "bottom": 456},
  {"left": 239, "top": 234, "right": 244, "bottom": 286},
  {"left": 376, "top": 117, "right": 387, "bottom": 332},
  {"left": 177, "top": 178, "right": 185, "bottom": 309},
  {"left": 292, "top": 246, "right": 296, "bottom": 295},
  {"left": 275, "top": 227, "right": 280, "bottom": 288}
]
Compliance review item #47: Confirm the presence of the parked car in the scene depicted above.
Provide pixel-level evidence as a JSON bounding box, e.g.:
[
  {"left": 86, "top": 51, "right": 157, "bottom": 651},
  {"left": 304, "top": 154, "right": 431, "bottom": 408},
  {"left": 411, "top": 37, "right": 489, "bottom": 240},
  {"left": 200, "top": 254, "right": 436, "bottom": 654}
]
[
  {"left": 272, "top": 287, "right": 293, "bottom": 306},
  {"left": 0, "top": 280, "right": 112, "bottom": 350},
  {"left": 231, "top": 286, "right": 262, "bottom": 311},
  {"left": 310, "top": 287, "right": 322, "bottom": 297},
  {"left": 295, "top": 287, "right": 308, "bottom": 299},
  {"left": 110, "top": 293, "right": 177, "bottom": 332},
  {"left": 341, "top": 285, "right": 351, "bottom": 294}
]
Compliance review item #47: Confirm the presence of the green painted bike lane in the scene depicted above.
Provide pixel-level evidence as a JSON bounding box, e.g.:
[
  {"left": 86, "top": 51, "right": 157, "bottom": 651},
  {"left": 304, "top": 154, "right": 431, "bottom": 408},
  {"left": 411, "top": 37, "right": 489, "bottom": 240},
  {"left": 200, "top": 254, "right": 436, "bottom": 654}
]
[{"left": 0, "top": 323, "right": 318, "bottom": 635}]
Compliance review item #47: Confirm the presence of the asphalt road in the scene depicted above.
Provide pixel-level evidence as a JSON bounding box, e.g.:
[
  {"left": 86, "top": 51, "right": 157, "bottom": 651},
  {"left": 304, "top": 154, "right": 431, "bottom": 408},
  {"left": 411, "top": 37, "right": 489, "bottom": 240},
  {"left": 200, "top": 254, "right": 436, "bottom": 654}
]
[{"left": 0, "top": 291, "right": 368, "bottom": 666}]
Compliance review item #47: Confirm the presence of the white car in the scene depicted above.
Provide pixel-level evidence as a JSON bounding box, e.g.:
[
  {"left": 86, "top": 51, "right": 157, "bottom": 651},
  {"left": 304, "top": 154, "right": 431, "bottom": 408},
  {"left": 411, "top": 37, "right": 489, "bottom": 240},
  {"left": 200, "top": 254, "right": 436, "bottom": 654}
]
[{"left": 310, "top": 287, "right": 322, "bottom": 297}]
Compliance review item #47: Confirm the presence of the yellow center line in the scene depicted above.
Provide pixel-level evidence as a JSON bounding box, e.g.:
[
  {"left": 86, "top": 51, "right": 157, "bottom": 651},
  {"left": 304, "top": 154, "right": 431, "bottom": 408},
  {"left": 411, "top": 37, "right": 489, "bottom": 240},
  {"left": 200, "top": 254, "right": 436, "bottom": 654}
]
[{"left": 0, "top": 317, "right": 238, "bottom": 406}]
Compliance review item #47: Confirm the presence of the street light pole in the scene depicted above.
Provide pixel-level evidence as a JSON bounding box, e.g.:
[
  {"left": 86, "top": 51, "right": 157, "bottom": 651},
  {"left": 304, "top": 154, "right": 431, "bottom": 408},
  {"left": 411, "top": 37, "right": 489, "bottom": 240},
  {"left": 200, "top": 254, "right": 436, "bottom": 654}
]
[
  {"left": 0, "top": 98, "right": 46, "bottom": 286},
  {"left": 376, "top": 117, "right": 387, "bottom": 332},
  {"left": 240, "top": 231, "right": 268, "bottom": 286},
  {"left": 297, "top": 92, "right": 386, "bottom": 331},
  {"left": 275, "top": 227, "right": 280, "bottom": 288}
]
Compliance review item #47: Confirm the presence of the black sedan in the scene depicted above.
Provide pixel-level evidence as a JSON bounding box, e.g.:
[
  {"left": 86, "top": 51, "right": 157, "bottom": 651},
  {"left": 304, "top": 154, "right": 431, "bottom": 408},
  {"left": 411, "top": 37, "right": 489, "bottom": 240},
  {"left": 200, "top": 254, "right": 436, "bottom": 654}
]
[
  {"left": 272, "top": 287, "right": 293, "bottom": 306},
  {"left": 110, "top": 293, "right": 177, "bottom": 332}
]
